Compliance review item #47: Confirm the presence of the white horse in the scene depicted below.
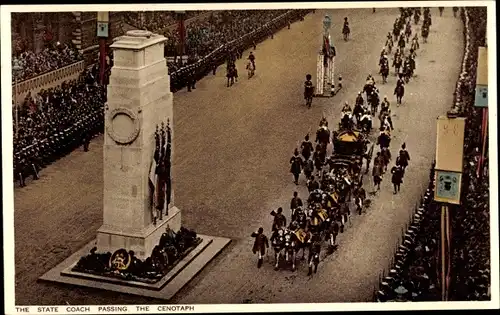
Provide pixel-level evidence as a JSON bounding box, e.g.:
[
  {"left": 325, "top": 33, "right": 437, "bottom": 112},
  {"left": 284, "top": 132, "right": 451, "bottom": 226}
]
[{"left": 246, "top": 61, "right": 255, "bottom": 79}]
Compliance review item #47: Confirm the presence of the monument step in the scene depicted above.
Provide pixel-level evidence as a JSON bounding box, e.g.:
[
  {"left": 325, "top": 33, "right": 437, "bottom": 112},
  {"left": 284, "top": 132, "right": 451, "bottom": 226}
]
[
  {"left": 39, "top": 234, "right": 232, "bottom": 300},
  {"left": 59, "top": 237, "right": 214, "bottom": 290}
]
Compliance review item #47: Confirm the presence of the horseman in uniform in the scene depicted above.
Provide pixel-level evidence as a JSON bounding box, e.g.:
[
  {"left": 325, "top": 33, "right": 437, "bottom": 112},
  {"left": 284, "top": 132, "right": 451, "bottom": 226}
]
[
  {"left": 248, "top": 51, "right": 256, "bottom": 70},
  {"left": 355, "top": 91, "right": 364, "bottom": 107},
  {"left": 359, "top": 109, "right": 373, "bottom": 133},
  {"left": 342, "top": 101, "right": 353, "bottom": 114},
  {"left": 398, "top": 34, "right": 406, "bottom": 52},
  {"left": 271, "top": 207, "right": 287, "bottom": 231},
  {"left": 353, "top": 98, "right": 365, "bottom": 123}
]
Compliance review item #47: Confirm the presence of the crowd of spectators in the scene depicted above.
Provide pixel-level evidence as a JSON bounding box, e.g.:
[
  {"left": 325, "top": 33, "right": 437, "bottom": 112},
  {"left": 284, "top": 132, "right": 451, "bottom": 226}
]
[
  {"left": 124, "top": 11, "right": 203, "bottom": 33},
  {"left": 13, "top": 65, "right": 105, "bottom": 154},
  {"left": 12, "top": 42, "right": 83, "bottom": 82},
  {"left": 448, "top": 6, "right": 490, "bottom": 301},
  {"left": 13, "top": 10, "right": 308, "bottom": 187},
  {"left": 163, "top": 10, "right": 287, "bottom": 57},
  {"left": 375, "top": 7, "right": 490, "bottom": 302}
]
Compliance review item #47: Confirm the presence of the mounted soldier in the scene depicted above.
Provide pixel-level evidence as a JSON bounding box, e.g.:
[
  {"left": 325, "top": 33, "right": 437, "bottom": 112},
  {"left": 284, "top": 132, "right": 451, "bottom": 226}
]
[
  {"left": 379, "top": 55, "right": 389, "bottom": 84},
  {"left": 405, "top": 20, "right": 412, "bottom": 42},
  {"left": 271, "top": 207, "right": 287, "bottom": 231},
  {"left": 394, "top": 78, "right": 405, "bottom": 105},
  {"left": 355, "top": 91, "right": 364, "bottom": 107},
  {"left": 368, "top": 89, "right": 380, "bottom": 115},
  {"left": 316, "top": 117, "right": 331, "bottom": 146},
  {"left": 340, "top": 102, "right": 354, "bottom": 130},
  {"left": 385, "top": 33, "right": 394, "bottom": 53},
  {"left": 377, "top": 129, "right": 392, "bottom": 151},
  {"left": 398, "top": 34, "right": 406, "bottom": 52},
  {"left": 248, "top": 51, "right": 256, "bottom": 70},
  {"left": 353, "top": 97, "right": 365, "bottom": 123},
  {"left": 359, "top": 109, "right": 373, "bottom": 133}
]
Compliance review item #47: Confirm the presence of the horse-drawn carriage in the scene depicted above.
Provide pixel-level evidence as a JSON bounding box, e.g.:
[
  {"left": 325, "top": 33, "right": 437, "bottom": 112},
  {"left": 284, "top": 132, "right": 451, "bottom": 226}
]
[{"left": 331, "top": 129, "right": 374, "bottom": 176}]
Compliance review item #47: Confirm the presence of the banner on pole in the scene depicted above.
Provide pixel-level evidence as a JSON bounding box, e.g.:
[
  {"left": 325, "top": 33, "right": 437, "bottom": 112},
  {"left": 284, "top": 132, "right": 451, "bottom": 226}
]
[
  {"left": 97, "top": 12, "right": 109, "bottom": 38},
  {"left": 475, "top": 46, "right": 488, "bottom": 108},
  {"left": 435, "top": 116, "right": 466, "bottom": 173},
  {"left": 434, "top": 170, "right": 462, "bottom": 205}
]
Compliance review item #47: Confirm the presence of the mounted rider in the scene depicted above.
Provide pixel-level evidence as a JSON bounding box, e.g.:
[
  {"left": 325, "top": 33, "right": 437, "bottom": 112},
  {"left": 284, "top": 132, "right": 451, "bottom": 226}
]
[
  {"left": 396, "top": 77, "right": 405, "bottom": 89},
  {"left": 379, "top": 50, "right": 388, "bottom": 67},
  {"left": 381, "top": 95, "right": 390, "bottom": 111},
  {"left": 342, "top": 101, "right": 353, "bottom": 114},
  {"left": 248, "top": 51, "right": 256, "bottom": 70},
  {"left": 271, "top": 207, "right": 287, "bottom": 231},
  {"left": 366, "top": 74, "right": 375, "bottom": 85},
  {"left": 353, "top": 98, "right": 365, "bottom": 123},
  {"left": 359, "top": 109, "right": 373, "bottom": 132},
  {"left": 355, "top": 91, "right": 364, "bottom": 107},
  {"left": 411, "top": 33, "right": 420, "bottom": 50}
]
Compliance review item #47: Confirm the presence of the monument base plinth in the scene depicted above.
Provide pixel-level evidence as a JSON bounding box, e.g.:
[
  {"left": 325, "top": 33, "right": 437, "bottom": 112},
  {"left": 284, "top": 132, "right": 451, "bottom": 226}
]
[
  {"left": 39, "top": 234, "right": 231, "bottom": 300},
  {"left": 96, "top": 206, "right": 181, "bottom": 259}
]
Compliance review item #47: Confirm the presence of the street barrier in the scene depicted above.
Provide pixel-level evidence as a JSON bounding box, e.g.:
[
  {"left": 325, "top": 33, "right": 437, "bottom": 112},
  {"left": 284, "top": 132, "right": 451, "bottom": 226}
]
[{"left": 12, "top": 60, "right": 86, "bottom": 104}]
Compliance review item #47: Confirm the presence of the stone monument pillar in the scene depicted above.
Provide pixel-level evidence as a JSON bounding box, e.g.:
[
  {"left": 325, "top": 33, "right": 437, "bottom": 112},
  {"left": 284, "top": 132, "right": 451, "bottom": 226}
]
[{"left": 96, "top": 30, "right": 180, "bottom": 259}]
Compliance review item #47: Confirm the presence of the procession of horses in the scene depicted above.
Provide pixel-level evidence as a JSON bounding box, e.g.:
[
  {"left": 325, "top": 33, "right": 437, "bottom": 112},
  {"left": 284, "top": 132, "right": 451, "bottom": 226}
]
[{"left": 255, "top": 7, "right": 433, "bottom": 276}]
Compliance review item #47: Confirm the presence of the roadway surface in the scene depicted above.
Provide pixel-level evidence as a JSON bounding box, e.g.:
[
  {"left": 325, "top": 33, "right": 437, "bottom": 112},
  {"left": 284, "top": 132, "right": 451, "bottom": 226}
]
[{"left": 13, "top": 8, "right": 463, "bottom": 305}]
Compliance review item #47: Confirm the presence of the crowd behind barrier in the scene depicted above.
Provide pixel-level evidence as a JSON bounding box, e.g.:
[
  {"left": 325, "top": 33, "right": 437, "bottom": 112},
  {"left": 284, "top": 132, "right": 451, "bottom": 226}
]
[
  {"left": 375, "top": 7, "right": 490, "bottom": 302},
  {"left": 12, "top": 43, "right": 84, "bottom": 82},
  {"left": 168, "top": 9, "right": 310, "bottom": 93},
  {"left": 13, "top": 65, "right": 105, "bottom": 187},
  {"left": 12, "top": 61, "right": 86, "bottom": 104},
  {"left": 124, "top": 11, "right": 203, "bottom": 33},
  {"left": 13, "top": 9, "right": 311, "bottom": 188}
]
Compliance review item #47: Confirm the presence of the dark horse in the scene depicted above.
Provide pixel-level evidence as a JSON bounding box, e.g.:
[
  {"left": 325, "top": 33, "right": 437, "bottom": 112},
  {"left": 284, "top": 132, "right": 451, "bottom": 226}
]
[
  {"left": 393, "top": 55, "right": 403, "bottom": 76},
  {"left": 226, "top": 65, "right": 238, "bottom": 87},
  {"left": 421, "top": 26, "right": 429, "bottom": 43},
  {"left": 394, "top": 84, "right": 405, "bottom": 105},
  {"left": 316, "top": 126, "right": 330, "bottom": 146},
  {"left": 380, "top": 62, "right": 389, "bottom": 84}
]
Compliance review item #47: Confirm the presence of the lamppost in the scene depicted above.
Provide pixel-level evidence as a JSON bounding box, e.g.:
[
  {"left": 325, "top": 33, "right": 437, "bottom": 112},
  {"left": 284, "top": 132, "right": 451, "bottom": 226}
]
[
  {"left": 176, "top": 11, "right": 186, "bottom": 65},
  {"left": 97, "top": 12, "right": 109, "bottom": 85},
  {"left": 12, "top": 60, "right": 23, "bottom": 139}
]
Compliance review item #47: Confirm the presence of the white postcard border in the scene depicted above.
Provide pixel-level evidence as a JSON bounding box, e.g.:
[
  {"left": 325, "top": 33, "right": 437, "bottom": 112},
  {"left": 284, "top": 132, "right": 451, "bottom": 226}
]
[{"left": 1, "top": 1, "right": 498, "bottom": 313}]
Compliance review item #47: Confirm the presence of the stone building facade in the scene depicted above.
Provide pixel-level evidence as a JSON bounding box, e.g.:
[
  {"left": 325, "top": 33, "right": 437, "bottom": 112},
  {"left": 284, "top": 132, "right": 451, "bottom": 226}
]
[{"left": 12, "top": 11, "right": 125, "bottom": 65}]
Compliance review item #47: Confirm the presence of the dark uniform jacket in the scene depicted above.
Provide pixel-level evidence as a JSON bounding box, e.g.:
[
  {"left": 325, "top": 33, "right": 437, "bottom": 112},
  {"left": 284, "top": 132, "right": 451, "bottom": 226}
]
[{"left": 251, "top": 233, "right": 269, "bottom": 255}]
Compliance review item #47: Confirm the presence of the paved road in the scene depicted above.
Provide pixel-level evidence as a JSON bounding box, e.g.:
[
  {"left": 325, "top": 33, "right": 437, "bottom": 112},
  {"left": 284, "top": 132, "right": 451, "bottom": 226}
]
[{"left": 13, "top": 8, "right": 463, "bottom": 305}]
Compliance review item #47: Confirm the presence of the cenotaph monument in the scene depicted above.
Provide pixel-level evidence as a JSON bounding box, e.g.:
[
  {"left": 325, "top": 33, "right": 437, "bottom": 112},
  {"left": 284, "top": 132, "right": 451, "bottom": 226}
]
[
  {"left": 40, "top": 30, "right": 231, "bottom": 300},
  {"left": 96, "top": 29, "right": 179, "bottom": 259}
]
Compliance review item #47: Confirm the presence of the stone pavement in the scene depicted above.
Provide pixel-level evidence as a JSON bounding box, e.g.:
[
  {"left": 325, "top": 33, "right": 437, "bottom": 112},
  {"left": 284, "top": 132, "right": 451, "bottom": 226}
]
[{"left": 12, "top": 8, "right": 463, "bottom": 305}]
